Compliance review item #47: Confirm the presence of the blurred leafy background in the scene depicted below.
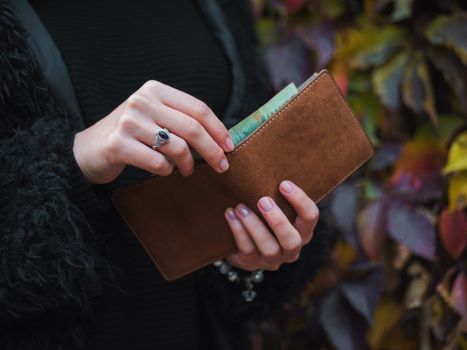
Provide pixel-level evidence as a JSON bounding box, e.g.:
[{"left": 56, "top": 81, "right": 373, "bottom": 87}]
[{"left": 251, "top": 0, "right": 467, "bottom": 348}]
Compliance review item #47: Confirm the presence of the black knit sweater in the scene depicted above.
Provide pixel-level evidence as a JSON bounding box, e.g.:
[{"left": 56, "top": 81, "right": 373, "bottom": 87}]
[
  {"left": 0, "top": 1, "right": 332, "bottom": 349},
  {"left": 33, "top": 1, "right": 231, "bottom": 348}
]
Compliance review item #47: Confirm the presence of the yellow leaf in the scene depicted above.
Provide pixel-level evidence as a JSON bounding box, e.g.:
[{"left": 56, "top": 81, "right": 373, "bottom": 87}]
[
  {"left": 443, "top": 131, "right": 467, "bottom": 174},
  {"left": 367, "top": 296, "right": 403, "bottom": 348},
  {"left": 448, "top": 172, "right": 467, "bottom": 210}
]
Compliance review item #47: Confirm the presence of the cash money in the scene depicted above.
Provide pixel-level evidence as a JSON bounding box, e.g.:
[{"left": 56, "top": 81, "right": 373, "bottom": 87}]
[{"left": 228, "top": 83, "right": 298, "bottom": 146}]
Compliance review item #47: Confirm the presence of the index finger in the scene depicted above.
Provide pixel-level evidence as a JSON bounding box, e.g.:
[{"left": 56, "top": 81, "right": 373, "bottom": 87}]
[{"left": 140, "top": 81, "right": 234, "bottom": 153}]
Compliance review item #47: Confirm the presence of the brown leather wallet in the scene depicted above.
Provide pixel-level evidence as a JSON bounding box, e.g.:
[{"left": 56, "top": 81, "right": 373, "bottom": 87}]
[{"left": 111, "top": 70, "right": 374, "bottom": 281}]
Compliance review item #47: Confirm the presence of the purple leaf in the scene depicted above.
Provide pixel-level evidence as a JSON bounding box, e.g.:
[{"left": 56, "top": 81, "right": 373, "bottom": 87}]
[
  {"left": 319, "top": 289, "right": 367, "bottom": 350},
  {"left": 330, "top": 183, "right": 360, "bottom": 248},
  {"left": 264, "top": 37, "right": 311, "bottom": 91},
  {"left": 368, "top": 143, "right": 402, "bottom": 171},
  {"left": 387, "top": 200, "right": 436, "bottom": 260},
  {"left": 451, "top": 272, "right": 467, "bottom": 330},
  {"left": 339, "top": 266, "right": 384, "bottom": 325},
  {"left": 296, "top": 23, "right": 335, "bottom": 69}
]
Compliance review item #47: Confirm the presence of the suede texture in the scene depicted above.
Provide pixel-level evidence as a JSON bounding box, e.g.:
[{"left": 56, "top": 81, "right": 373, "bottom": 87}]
[{"left": 0, "top": 0, "right": 334, "bottom": 348}]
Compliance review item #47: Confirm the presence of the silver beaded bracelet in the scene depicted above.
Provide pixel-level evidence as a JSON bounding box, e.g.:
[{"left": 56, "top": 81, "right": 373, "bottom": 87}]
[{"left": 212, "top": 260, "right": 264, "bottom": 302}]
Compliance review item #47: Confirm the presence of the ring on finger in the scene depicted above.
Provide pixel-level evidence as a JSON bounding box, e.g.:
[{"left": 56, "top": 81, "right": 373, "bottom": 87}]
[{"left": 152, "top": 127, "right": 171, "bottom": 150}]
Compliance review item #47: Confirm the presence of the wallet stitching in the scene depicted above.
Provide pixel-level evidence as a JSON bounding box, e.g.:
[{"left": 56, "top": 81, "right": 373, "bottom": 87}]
[
  {"left": 111, "top": 71, "right": 327, "bottom": 198},
  {"left": 111, "top": 71, "right": 374, "bottom": 279},
  {"left": 112, "top": 70, "right": 372, "bottom": 199}
]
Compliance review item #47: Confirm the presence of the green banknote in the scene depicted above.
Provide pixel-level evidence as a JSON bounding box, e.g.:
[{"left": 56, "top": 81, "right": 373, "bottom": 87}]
[{"left": 228, "top": 83, "right": 298, "bottom": 146}]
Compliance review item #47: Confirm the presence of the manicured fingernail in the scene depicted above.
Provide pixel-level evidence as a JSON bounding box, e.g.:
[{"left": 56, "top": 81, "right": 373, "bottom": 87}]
[
  {"left": 225, "top": 136, "right": 234, "bottom": 151},
  {"left": 227, "top": 209, "right": 237, "bottom": 220},
  {"left": 259, "top": 197, "right": 273, "bottom": 212},
  {"left": 237, "top": 204, "right": 250, "bottom": 217},
  {"left": 281, "top": 180, "right": 294, "bottom": 193},
  {"left": 219, "top": 158, "right": 229, "bottom": 172}
]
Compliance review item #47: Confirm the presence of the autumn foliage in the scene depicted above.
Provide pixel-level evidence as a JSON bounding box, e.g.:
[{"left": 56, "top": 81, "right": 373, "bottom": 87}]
[{"left": 252, "top": 0, "right": 467, "bottom": 348}]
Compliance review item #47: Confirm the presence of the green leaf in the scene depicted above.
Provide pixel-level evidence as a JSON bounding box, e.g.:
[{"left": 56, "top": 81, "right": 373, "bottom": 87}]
[
  {"left": 391, "top": 0, "right": 414, "bottom": 22},
  {"left": 427, "top": 48, "right": 467, "bottom": 113},
  {"left": 338, "top": 25, "right": 406, "bottom": 69},
  {"left": 321, "top": 0, "right": 345, "bottom": 19},
  {"left": 402, "top": 52, "right": 438, "bottom": 124},
  {"left": 256, "top": 18, "right": 280, "bottom": 48},
  {"left": 372, "top": 50, "right": 410, "bottom": 109},
  {"left": 426, "top": 14, "right": 467, "bottom": 65},
  {"left": 348, "top": 92, "right": 382, "bottom": 146}
]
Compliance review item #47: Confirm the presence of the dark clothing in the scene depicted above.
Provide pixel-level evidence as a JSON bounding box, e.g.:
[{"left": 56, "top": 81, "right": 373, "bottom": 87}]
[
  {"left": 32, "top": 1, "right": 232, "bottom": 348},
  {"left": 34, "top": 0, "right": 231, "bottom": 128},
  {"left": 0, "top": 0, "right": 332, "bottom": 349}
]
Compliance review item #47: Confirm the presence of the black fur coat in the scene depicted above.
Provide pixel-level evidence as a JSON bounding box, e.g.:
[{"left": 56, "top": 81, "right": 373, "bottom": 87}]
[{"left": 0, "top": 1, "right": 332, "bottom": 349}]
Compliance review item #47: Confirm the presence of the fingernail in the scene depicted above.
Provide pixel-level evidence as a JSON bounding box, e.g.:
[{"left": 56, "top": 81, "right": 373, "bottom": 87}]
[
  {"left": 237, "top": 204, "right": 250, "bottom": 217},
  {"left": 281, "top": 180, "right": 294, "bottom": 193},
  {"left": 225, "top": 136, "right": 234, "bottom": 151},
  {"left": 259, "top": 197, "right": 273, "bottom": 212},
  {"left": 227, "top": 209, "right": 237, "bottom": 220},
  {"left": 219, "top": 158, "right": 229, "bottom": 172}
]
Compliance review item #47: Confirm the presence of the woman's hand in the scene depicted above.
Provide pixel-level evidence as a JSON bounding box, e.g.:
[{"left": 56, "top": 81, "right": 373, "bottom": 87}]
[
  {"left": 73, "top": 80, "right": 234, "bottom": 184},
  {"left": 224, "top": 180, "right": 319, "bottom": 271}
]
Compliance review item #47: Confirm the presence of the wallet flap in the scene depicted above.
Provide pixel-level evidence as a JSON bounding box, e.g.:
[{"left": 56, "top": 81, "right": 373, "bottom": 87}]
[{"left": 111, "top": 70, "right": 374, "bottom": 280}]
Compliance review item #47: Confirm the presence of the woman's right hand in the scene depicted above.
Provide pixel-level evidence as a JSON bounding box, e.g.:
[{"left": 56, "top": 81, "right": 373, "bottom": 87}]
[{"left": 72, "top": 80, "right": 235, "bottom": 184}]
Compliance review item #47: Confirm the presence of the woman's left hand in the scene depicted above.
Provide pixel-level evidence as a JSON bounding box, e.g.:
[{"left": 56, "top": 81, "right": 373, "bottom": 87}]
[{"left": 224, "top": 180, "right": 319, "bottom": 271}]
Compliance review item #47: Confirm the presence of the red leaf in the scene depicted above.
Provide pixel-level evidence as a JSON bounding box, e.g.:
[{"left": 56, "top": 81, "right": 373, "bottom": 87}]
[
  {"left": 357, "top": 200, "right": 386, "bottom": 260},
  {"left": 284, "top": 0, "right": 305, "bottom": 13},
  {"left": 439, "top": 208, "right": 467, "bottom": 259},
  {"left": 388, "top": 138, "right": 446, "bottom": 200}
]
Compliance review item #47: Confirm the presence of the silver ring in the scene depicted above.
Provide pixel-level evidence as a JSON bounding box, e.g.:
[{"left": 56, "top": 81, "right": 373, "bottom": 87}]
[{"left": 152, "top": 128, "right": 171, "bottom": 150}]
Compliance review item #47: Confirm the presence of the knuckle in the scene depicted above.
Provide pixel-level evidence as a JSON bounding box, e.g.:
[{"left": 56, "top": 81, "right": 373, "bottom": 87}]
[
  {"left": 186, "top": 119, "right": 203, "bottom": 138},
  {"left": 262, "top": 244, "right": 281, "bottom": 260},
  {"left": 304, "top": 207, "right": 320, "bottom": 223},
  {"left": 207, "top": 147, "right": 224, "bottom": 163},
  {"left": 106, "top": 133, "right": 124, "bottom": 160},
  {"left": 194, "top": 101, "right": 211, "bottom": 118},
  {"left": 119, "top": 113, "right": 138, "bottom": 133},
  {"left": 284, "top": 235, "right": 302, "bottom": 252},
  {"left": 269, "top": 216, "right": 287, "bottom": 230},
  {"left": 126, "top": 94, "right": 146, "bottom": 111},
  {"left": 303, "top": 231, "right": 314, "bottom": 245},
  {"left": 143, "top": 79, "right": 162, "bottom": 93},
  {"left": 151, "top": 157, "right": 171, "bottom": 175},
  {"left": 171, "top": 141, "right": 189, "bottom": 158},
  {"left": 240, "top": 244, "right": 256, "bottom": 257},
  {"left": 287, "top": 254, "right": 300, "bottom": 263}
]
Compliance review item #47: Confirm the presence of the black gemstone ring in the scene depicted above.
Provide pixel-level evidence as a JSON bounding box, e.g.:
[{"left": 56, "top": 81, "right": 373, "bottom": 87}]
[{"left": 152, "top": 128, "right": 171, "bottom": 150}]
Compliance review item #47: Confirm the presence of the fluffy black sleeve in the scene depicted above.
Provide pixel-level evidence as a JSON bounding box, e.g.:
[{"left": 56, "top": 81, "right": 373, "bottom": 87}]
[{"left": 0, "top": 2, "right": 110, "bottom": 347}]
